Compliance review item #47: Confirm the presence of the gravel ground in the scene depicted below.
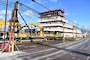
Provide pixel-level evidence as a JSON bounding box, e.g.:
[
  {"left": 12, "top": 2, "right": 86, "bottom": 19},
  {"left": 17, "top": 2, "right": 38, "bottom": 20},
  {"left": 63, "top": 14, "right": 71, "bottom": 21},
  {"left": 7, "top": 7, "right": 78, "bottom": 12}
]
[{"left": 0, "top": 38, "right": 89, "bottom": 60}]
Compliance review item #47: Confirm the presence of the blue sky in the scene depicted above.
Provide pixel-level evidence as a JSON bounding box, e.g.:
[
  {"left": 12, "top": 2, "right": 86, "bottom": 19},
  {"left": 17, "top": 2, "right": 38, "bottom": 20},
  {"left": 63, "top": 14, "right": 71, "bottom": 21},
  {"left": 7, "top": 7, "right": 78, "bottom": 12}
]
[{"left": 0, "top": 0, "right": 90, "bottom": 30}]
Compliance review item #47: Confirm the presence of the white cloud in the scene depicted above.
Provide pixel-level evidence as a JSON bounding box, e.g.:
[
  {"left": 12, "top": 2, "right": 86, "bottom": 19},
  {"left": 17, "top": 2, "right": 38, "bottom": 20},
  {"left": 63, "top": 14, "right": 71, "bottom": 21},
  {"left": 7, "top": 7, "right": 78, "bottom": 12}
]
[
  {"left": 64, "top": 9, "right": 78, "bottom": 16},
  {"left": 64, "top": 12, "right": 70, "bottom": 16},
  {"left": 0, "top": 10, "right": 12, "bottom": 20},
  {"left": 50, "top": 0, "right": 58, "bottom": 3},
  {"left": 24, "top": 10, "right": 34, "bottom": 17},
  {"left": 0, "top": 10, "right": 11, "bottom": 15},
  {"left": 36, "top": 0, "right": 42, "bottom": 4},
  {"left": 0, "top": 16, "right": 4, "bottom": 19},
  {"left": 39, "top": 0, "right": 48, "bottom": 4},
  {"left": 73, "top": 21, "right": 77, "bottom": 23}
]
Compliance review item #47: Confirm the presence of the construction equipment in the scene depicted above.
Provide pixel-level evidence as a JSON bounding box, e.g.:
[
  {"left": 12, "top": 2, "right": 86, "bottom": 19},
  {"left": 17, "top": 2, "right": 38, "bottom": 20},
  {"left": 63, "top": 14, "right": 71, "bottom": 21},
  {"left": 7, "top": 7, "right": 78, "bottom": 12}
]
[
  {"left": 0, "top": 20, "right": 21, "bottom": 29},
  {"left": 29, "top": 22, "right": 44, "bottom": 37},
  {"left": 0, "top": 20, "right": 21, "bottom": 39},
  {"left": 0, "top": 20, "right": 9, "bottom": 29}
]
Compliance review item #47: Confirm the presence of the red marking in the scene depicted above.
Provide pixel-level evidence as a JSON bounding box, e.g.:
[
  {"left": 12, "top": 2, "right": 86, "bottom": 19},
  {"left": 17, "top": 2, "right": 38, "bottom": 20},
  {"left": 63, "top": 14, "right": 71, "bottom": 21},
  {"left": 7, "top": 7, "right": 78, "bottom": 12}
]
[{"left": 1, "top": 43, "right": 10, "bottom": 52}]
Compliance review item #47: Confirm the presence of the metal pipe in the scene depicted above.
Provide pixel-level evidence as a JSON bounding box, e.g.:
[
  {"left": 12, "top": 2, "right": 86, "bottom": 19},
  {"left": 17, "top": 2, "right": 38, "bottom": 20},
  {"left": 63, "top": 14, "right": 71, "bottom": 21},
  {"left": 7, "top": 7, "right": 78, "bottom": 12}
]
[{"left": 18, "top": 11, "right": 33, "bottom": 42}]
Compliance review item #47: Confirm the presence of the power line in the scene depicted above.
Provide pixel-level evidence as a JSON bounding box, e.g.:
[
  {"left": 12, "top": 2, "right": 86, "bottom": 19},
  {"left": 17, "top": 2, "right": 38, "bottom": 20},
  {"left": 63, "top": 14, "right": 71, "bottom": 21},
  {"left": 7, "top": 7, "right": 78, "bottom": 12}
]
[
  {"left": 32, "top": 0, "right": 79, "bottom": 25},
  {"left": 31, "top": 0, "right": 50, "bottom": 10},
  {"left": 31, "top": 0, "right": 82, "bottom": 29},
  {"left": 18, "top": 11, "right": 33, "bottom": 42},
  {"left": 19, "top": 2, "right": 39, "bottom": 13}
]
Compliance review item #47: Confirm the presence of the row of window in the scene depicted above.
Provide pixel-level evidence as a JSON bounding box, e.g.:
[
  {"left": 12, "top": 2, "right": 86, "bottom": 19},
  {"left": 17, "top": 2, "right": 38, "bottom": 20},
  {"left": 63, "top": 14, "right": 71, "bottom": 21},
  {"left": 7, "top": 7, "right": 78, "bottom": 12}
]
[
  {"left": 40, "top": 11, "right": 64, "bottom": 17},
  {"left": 40, "top": 20, "right": 66, "bottom": 24},
  {"left": 44, "top": 26, "right": 74, "bottom": 29}
]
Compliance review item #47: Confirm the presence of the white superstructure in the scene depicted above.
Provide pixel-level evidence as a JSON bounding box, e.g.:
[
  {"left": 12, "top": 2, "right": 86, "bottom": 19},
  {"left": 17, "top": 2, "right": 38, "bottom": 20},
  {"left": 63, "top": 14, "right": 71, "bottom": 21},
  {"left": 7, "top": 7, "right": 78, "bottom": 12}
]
[{"left": 38, "top": 9, "right": 82, "bottom": 38}]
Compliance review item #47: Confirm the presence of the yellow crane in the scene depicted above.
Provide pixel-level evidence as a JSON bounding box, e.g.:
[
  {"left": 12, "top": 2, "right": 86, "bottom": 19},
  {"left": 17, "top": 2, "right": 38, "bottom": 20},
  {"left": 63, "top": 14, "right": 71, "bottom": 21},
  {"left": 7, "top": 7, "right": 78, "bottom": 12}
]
[
  {"left": 29, "top": 22, "right": 44, "bottom": 37},
  {"left": 0, "top": 20, "right": 21, "bottom": 39},
  {"left": 0, "top": 20, "right": 10, "bottom": 29},
  {"left": 0, "top": 20, "right": 21, "bottom": 29}
]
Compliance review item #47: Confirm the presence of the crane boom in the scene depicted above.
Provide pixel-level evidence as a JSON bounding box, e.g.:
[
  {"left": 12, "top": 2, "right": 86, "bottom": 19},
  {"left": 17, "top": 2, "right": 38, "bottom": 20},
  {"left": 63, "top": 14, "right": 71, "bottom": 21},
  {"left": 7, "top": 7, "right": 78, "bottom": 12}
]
[
  {"left": 29, "top": 22, "right": 44, "bottom": 37},
  {"left": 0, "top": 20, "right": 21, "bottom": 29}
]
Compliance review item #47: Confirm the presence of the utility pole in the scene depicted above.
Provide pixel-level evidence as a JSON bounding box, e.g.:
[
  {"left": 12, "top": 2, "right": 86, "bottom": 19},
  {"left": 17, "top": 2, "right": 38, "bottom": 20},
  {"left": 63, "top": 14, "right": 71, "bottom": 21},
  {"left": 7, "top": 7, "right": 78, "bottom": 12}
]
[
  {"left": 73, "top": 26, "right": 75, "bottom": 39},
  {"left": 1, "top": 0, "right": 9, "bottom": 53},
  {"left": 73, "top": 21, "right": 78, "bottom": 40},
  {"left": 4, "top": 0, "right": 9, "bottom": 46},
  {"left": 74, "top": 26, "right": 77, "bottom": 40},
  {"left": 62, "top": 21, "right": 65, "bottom": 43}
]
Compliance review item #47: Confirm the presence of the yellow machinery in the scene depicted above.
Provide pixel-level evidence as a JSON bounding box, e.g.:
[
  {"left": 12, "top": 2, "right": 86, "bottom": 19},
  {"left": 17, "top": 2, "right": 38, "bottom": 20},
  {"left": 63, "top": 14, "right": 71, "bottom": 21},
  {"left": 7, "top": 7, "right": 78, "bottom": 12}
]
[
  {"left": 0, "top": 20, "right": 21, "bottom": 29},
  {"left": 0, "top": 20, "right": 21, "bottom": 53},
  {"left": 0, "top": 20, "right": 21, "bottom": 38},
  {"left": 0, "top": 20, "right": 9, "bottom": 29},
  {"left": 17, "top": 31, "right": 27, "bottom": 38},
  {"left": 29, "top": 22, "right": 44, "bottom": 37}
]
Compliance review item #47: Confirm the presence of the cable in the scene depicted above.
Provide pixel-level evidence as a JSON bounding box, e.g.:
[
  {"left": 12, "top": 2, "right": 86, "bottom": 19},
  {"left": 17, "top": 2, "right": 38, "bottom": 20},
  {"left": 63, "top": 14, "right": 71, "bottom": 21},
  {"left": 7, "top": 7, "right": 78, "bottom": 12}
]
[
  {"left": 0, "top": 0, "right": 14, "bottom": 8},
  {"left": 19, "top": 2, "right": 39, "bottom": 13},
  {"left": 18, "top": 11, "right": 29, "bottom": 29},
  {"left": 65, "top": 17, "right": 82, "bottom": 29},
  {"left": 18, "top": 11, "right": 33, "bottom": 42},
  {"left": 18, "top": 0, "right": 21, "bottom": 1},
  {"left": 31, "top": 0, "right": 50, "bottom": 10},
  {"left": 31, "top": 0, "right": 82, "bottom": 29}
]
